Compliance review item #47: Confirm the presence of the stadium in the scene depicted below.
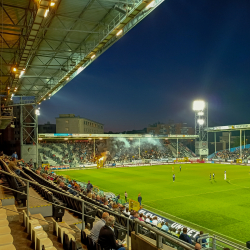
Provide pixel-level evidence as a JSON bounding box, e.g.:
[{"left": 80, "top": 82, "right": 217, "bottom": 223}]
[{"left": 0, "top": 1, "right": 250, "bottom": 250}]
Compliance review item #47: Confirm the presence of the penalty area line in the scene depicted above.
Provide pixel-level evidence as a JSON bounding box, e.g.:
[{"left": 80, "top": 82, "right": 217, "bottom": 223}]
[{"left": 142, "top": 204, "right": 245, "bottom": 244}]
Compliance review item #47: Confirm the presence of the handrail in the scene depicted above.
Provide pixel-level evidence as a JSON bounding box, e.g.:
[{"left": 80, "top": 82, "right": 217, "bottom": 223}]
[{"left": 134, "top": 220, "right": 195, "bottom": 250}]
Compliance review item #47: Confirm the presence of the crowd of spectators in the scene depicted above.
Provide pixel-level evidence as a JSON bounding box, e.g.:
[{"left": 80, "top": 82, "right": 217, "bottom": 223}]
[
  {"left": 213, "top": 148, "right": 250, "bottom": 160},
  {"left": 39, "top": 139, "right": 179, "bottom": 166}
]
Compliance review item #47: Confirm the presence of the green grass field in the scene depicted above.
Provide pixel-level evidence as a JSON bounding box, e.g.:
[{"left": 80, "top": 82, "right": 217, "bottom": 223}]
[{"left": 56, "top": 163, "right": 250, "bottom": 244}]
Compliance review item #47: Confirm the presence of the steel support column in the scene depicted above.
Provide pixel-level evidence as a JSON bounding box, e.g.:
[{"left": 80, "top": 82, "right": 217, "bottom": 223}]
[
  {"left": 177, "top": 138, "right": 178, "bottom": 159},
  {"left": 244, "top": 131, "right": 246, "bottom": 149},
  {"left": 229, "top": 133, "right": 231, "bottom": 152},
  {"left": 138, "top": 138, "right": 140, "bottom": 158},
  {"left": 214, "top": 132, "right": 216, "bottom": 153},
  {"left": 94, "top": 139, "right": 95, "bottom": 158},
  {"left": 240, "top": 130, "right": 242, "bottom": 159}
]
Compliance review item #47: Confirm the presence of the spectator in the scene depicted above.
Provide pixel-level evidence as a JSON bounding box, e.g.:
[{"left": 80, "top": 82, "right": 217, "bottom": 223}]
[
  {"left": 90, "top": 212, "right": 109, "bottom": 243},
  {"left": 124, "top": 191, "right": 128, "bottom": 202},
  {"left": 138, "top": 213, "right": 144, "bottom": 221},
  {"left": 145, "top": 215, "right": 150, "bottom": 223},
  {"left": 161, "top": 222, "right": 169, "bottom": 232},
  {"left": 195, "top": 243, "right": 202, "bottom": 250},
  {"left": 0, "top": 151, "right": 3, "bottom": 157},
  {"left": 130, "top": 212, "right": 139, "bottom": 220},
  {"left": 11, "top": 152, "right": 18, "bottom": 159},
  {"left": 98, "top": 216, "right": 125, "bottom": 250},
  {"left": 179, "top": 228, "right": 192, "bottom": 244},
  {"left": 87, "top": 180, "right": 93, "bottom": 192},
  {"left": 195, "top": 231, "right": 207, "bottom": 247},
  {"left": 152, "top": 216, "right": 158, "bottom": 226},
  {"left": 123, "top": 208, "right": 130, "bottom": 216},
  {"left": 8, "top": 158, "right": 22, "bottom": 175},
  {"left": 138, "top": 193, "right": 142, "bottom": 206},
  {"left": 103, "top": 199, "right": 109, "bottom": 207},
  {"left": 116, "top": 194, "right": 120, "bottom": 203}
]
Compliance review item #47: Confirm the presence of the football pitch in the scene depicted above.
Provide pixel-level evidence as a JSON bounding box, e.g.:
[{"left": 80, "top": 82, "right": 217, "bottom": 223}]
[{"left": 56, "top": 163, "right": 250, "bottom": 244}]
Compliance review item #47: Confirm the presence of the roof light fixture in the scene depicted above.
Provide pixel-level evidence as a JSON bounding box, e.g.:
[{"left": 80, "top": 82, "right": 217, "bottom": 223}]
[
  {"left": 50, "top": 2, "right": 55, "bottom": 6},
  {"left": 91, "top": 54, "right": 96, "bottom": 59},
  {"left": 44, "top": 9, "right": 49, "bottom": 17},
  {"left": 116, "top": 29, "right": 123, "bottom": 36}
]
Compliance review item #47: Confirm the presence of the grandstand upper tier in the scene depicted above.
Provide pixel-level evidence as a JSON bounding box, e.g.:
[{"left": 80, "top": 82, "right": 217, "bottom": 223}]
[{"left": 0, "top": 0, "right": 164, "bottom": 104}]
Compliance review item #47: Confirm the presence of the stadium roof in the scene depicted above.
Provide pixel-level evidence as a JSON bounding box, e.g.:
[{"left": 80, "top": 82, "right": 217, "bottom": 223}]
[
  {"left": 39, "top": 133, "right": 199, "bottom": 139},
  {"left": 206, "top": 124, "right": 250, "bottom": 132},
  {"left": 0, "top": 0, "right": 164, "bottom": 104}
]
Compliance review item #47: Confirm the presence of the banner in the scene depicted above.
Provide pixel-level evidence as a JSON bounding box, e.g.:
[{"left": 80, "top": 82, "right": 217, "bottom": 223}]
[
  {"left": 139, "top": 208, "right": 200, "bottom": 240},
  {"left": 42, "top": 163, "right": 50, "bottom": 170},
  {"left": 129, "top": 199, "right": 140, "bottom": 212}
]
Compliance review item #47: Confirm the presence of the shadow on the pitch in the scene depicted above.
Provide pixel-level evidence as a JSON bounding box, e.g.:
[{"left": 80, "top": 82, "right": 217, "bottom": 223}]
[
  {"left": 210, "top": 180, "right": 213, "bottom": 184},
  {"left": 226, "top": 179, "right": 231, "bottom": 184},
  {"left": 213, "top": 180, "right": 217, "bottom": 183}
]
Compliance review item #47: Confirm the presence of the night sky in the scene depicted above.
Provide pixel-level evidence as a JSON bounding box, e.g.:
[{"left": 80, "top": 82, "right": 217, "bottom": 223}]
[{"left": 39, "top": 0, "right": 250, "bottom": 132}]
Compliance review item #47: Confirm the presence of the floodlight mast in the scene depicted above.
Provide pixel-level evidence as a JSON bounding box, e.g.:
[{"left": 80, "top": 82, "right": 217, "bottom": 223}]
[{"left": 193, "top": 100, "right": 208, "bottom": 158}]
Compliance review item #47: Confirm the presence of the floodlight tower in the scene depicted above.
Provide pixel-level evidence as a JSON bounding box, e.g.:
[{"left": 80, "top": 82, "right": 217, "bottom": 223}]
[{"left": 193, "top": 100, "right": 208, "bottom": 158}]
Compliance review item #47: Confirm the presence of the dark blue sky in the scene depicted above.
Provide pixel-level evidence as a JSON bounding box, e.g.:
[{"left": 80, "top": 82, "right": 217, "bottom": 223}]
[{"left": 39, "top": 0, "right": 250, "bottom": 132}]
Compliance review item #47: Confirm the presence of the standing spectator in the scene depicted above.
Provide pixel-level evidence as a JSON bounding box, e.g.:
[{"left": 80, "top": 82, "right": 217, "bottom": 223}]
[
  {"left": 138, "top": 193, "right": 142, "bottom": 206},
  {"left": 124, "top": 191, "right": 128, "bottom": 202},
  {"left": 11, "top": 152, "right": 18, "bottom": 159},
  {"left": 90, "top": 212, "right": 109, "bottom": 243},
  {"left": 116, "top": 194, "right": 120, "bottom": 203},
  {"left": 8, "top": 158, "right": 22, "bottom": 175},
  {"left": 86, "top": 180, "right": 93, "bottom": 192},
  {"left": 98, "top": 216, "right": 125, "bottom": 250},
  {"left": 179, "top": 228, "right": 192, "bottom": 244}
]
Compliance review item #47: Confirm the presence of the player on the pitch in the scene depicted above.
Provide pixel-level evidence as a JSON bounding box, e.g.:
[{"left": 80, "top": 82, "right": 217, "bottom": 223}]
[
  {"left": 213, "top": 172, "right": 215, "bottom": 179},
  {"left": 224, "top": 170, "right": 226, "bottom": 180},
  {"left": 180, "top": 165, "right": 181, "bottom": 172},
  {"left": 173, "top": 174, "right": 175, "bottom": 182},
  {"left": 210, "top": 173, "right": 211, "bottom": 180}
]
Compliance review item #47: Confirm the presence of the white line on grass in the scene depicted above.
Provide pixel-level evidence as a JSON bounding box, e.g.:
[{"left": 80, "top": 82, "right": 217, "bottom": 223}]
[
  {"left": 144, "top": 186, "right": 244, "bottom": 203},
  {"left": 142, "top": 203, "right": 245, "bottom": 244}
]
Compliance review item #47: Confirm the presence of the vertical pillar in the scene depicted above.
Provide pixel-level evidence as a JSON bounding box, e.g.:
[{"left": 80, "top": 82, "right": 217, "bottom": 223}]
[
  {"left": 229, "top": 132, "right": 231, "bottom": 152},
  {"left": 139, "top": 138, "right": 140, "bottom": 158},
  {"left": 214, "top": 132, "right": 216, "bottom": 153},
  {"left": 35, "top": 105, "right": 38, "bottom": 167},
  {"left": 93, "top": 139, "right": 95, "bottom": 158},
  {"left": 20, "top": 98, "right": 23, "bottom": 159},
  {"left": 82, "top": 200, "right": 85, "bottom": 230},
  {"left": 127, "top": 218, "right": 130, "bottom": 250},
  {"left": 240, "top": 130, "right": 242, "bottom": 159},
  {"left": 26, "top": 181, "right": 29, "bottom": 219},
  {"left": 244, "top": 131, "right": 246, "bottom": 149},
  {"left": 177, "top": 138, "right": 178, "bottom": 159}
]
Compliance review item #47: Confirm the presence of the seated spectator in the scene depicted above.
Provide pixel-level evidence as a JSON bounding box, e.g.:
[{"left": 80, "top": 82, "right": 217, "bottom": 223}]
[
  {"left": 130, "top": 212, "right": 139, "bottom": 220},
  {"left": 195, "top": 243, "right": 201, "bottom": 250},
  {"left": 90, "top": 212, "right": 109, "bottom": 243},
  {"left": 161, "top": 222, "right": 169, "bottom": 232},
  {"left": 103, "top": 199, "right": 109, "bottom": 207},
  {"left": 152, "top": 216, "right": 158, "bottom": 226},
  {"left": 179, "top": 227, "right": 192, "bottom": 244},
  {"left": 145, "top": 215, "right": 150, "bottom": 223},
  {"left": 123, "top": 208, "right": 130, "bottom": 216},
  {"left": 92, "top": 193, "right": 96, "bottom": 200},
  {"left": 138, "top": 213, "right": 144, "bottom": 222},
  {"left": 195, "top": 231, "right": 207, "bottom": 248},
  {"left": 0, "top": 151, "right": 3, "bottom": 157},
  {"left": 8, "top": 157, "right": 22, "bottom": 175},
  {"left": 98, "top": 215, "right": 125, "bottom": 250},
  {"left": 87, "top": 192, "right": 92, "bottom": 198},
  {"left": 176, "top": 228, "right": 182, "bottom": 237}
]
